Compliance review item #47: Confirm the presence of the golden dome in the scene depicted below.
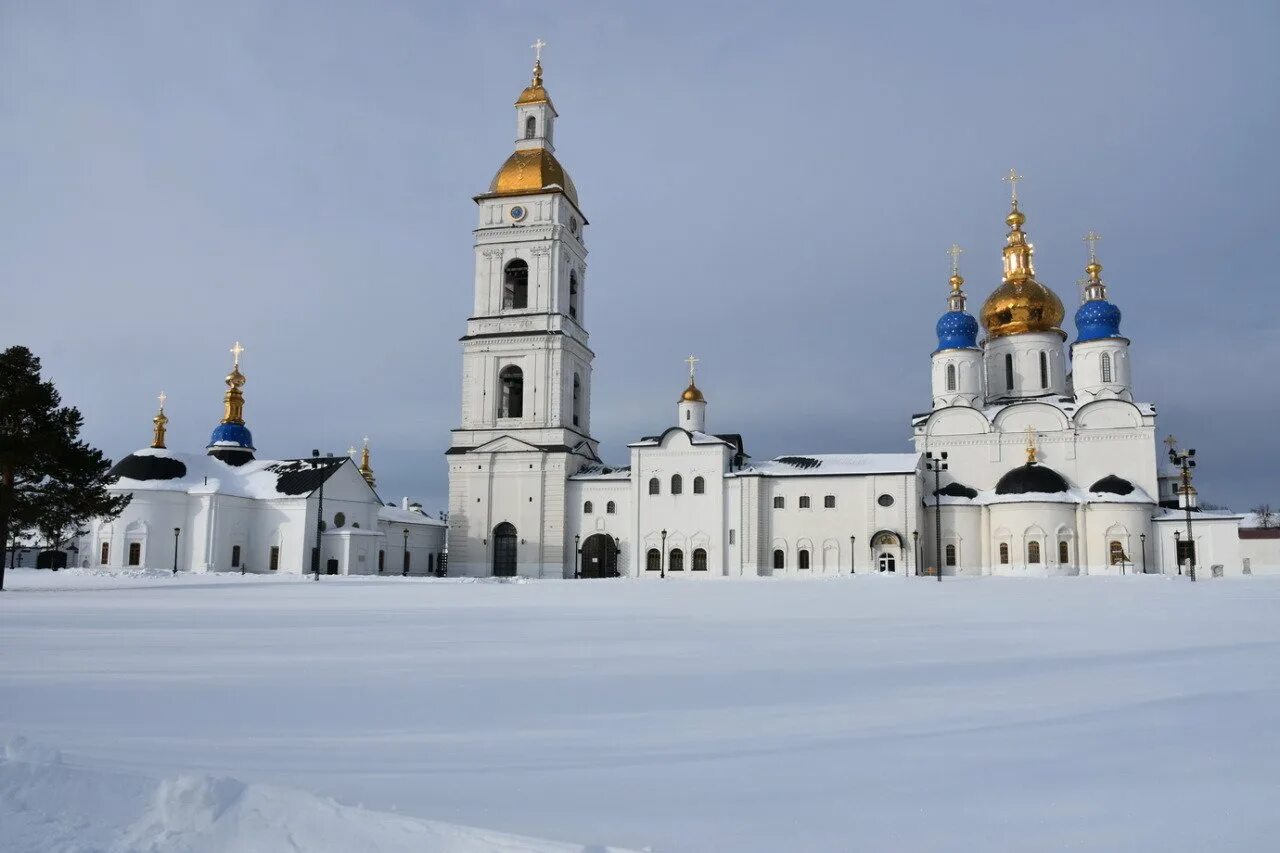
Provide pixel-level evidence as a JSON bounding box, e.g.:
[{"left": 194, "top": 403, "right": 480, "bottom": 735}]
[
  {"left": 488, "top": 148, "right": 578, "bottom": 205},
  {"left": 515, "top": 59, "right": 552, "bottom": 106},
  {"left": 681, "top": 382, "right": 705, "bottom": 402},
  {"left": 980, "top": 203, "right": 1065, "bottom": 339}
]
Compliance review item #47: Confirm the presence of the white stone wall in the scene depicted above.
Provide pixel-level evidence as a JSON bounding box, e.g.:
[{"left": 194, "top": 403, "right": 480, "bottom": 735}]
[
  {"left": 1071, "top": 338, "right": 1134, "bottom": 403},
  {"left": 983, "top": 331, "right": 1069, "bottom": 399},
  {"left": 931, "top": 348, "right": 984, "bottom": 409}
]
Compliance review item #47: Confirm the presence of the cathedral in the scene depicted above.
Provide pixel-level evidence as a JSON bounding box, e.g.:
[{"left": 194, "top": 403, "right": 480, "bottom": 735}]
[
  {"left": 83, "top": 347, "right": 446, "bottom": 575},
  {"left": 444, "top": 52, "right": 1253, "bottom": 580}
]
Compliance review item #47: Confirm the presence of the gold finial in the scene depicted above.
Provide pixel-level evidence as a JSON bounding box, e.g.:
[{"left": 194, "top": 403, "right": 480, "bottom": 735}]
[
  {"left": 946, "top": 244, "right": 966, "bottom": 311},
  {"left": 530, "top": 38, "right": 547, "bottom": 85},
  {"left": 348, "top": 445, "right": 357, "bottom": 457},
  {"left": 1025, "top": 426, "right": 1038, "bottom": 465},
  {"left": 221, "top": 342, "right": 247, "bottom": 424},
  {"left": 358, "top": 435, "right": 376, "bottom": 488},
  {"left": 151, "top": 391, "right": 169, "bottom": 449},
  {"left": 1081, "top": 231, "right": 1108, "bottom": 301},
  {"left": 1084, "top": 230, "right": 1102, "bottom": 264}
]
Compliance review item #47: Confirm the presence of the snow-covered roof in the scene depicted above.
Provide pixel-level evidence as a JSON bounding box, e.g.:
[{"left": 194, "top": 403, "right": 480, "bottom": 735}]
[
  {"left": 933, "top": 483, "right": 1157, "bottom": 507},
  {"left": 570, "top": 464, "right": 632, "bottom": 481},
  {"left": 108, "top": 448, "right": 353, "bottom": 500},
  {"left": 378, "top": 505, "right": 446, "bottom": 527},
  {"left": 1152, "top": 508, "right": 1244, "bottom": 522},
  {"left": 912, "top": 397, "right": 1157, "bottom": 427},
  {"left": 628, "top": 430, "right": 735, "bottom": 449},
  {"left": 734, "top": 453, "right": 920, "bottom": 478}
]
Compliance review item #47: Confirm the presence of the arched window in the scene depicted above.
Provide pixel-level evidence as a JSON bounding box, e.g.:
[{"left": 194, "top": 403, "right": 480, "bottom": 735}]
[
  {"left": 231, "top": 545, "right": 241, "bottom": 568},
  {"left": 669, "top": 548, "right": 684, "bottom": 571},
  {"left": 583, "top": 501, "right": 593, "bottom": 514},
  {"left": 648, "top": 477, "right": 660, "bottom": 495},
  {"left": 128, "top": 542, "right": 142, "bottom": 566},
  {"left": 946, "top": 363, "right": 957, "bottom": 391},
  {"left": 1028, "top": 541, "right": 1041, "bottom": 563},
  {"left": 499, "top": 366, "right": 524, "bottom": 418},
  {"left": 503, "top": 259, "right": 529, "bottom": 309},
  {"left": 671, "top": 474, "right": 683, "bottom": 495},
  {"left": 945, "top": 543, "right": 956, "bottom": 566},
  {"left": 270, "top": 547, "right": 281, "bottom": 571},
  {"left": 693, "top": 548, "right": 708, "bottom": 571},
  {"left": 525, "top": 115, "right": 536, "bottom": 139},
  {"left": 569, "top": 271, "right": 579, "bottom": 321},
  {"left": 799, "top": 495, "right": 811, "bottom": 509},
  {"left": 1059, "top": 540, "right": 1070, "bottom": 563},
  {"left": 798, "top": 549, "right": 811, "bottom": 569},
  {"left": 1005, "top": 353, "right": 1014, "bottom": 391},
  {"left": 1100, "top": 352, "right": 1113, "bottom": 383},
  {"left": 773, "top": 549, "right": 785, "bottom": 570},
  {"left": 606, "top": 501, "right": 616, "bottom": 514},
  {"left": 773, "top": 496, "right": 785, "bottom": 509},
  {"left": 1109, "top": 540, "right": 1125, "bottom": 565},
  {"left": 999, "top": 542, "right": 1009, "bottom": 564},
  {"left": 646, "top": 548, "right": 661, "bottom": 571},
  {"left": 100, "top": 542, "right": 109, "bottom": 565},
  {"left": 1039, "top": 352, "right": 1049, "bottom": 388},
  {"left": 572, "top": 373, "right": 581, "bottom": 427},
  {"left": 693, "top": 476, "right": 705, "bottom": 494}
]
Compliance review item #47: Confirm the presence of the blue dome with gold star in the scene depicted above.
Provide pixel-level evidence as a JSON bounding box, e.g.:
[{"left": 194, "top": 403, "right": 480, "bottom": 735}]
[
  {"left": 1075, "top": 298, "right": 1122, "bottom": 342},
  {"left": 208, "top": 422, "right": 255, "bottom": 451},
  {"left": 936, "top": 309, "right": 979, "bottom": 350}
]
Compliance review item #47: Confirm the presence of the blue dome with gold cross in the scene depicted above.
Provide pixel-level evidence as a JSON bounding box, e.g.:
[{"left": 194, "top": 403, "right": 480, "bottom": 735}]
[
  {"left": 936, "top": 309, "right": 979, "bottom": 350},
  {"left": 1073, "top": 253, "right": 1123, "bottom": 342}
]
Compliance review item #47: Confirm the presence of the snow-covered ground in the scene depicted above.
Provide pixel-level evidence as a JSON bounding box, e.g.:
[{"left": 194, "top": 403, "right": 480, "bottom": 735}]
[{"left": 3, "top": 569, "right": 1279, "bottom": 852}]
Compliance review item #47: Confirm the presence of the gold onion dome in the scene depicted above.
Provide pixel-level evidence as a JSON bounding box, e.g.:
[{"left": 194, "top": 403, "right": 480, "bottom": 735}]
[
  {"left": 489, "top": 149, "right": 578, "bottom": 205},
  {"left": 980, "top": 202, "right": 1065, "bottom": 339},
  {"left": 681, "top": 382, "right": 705, "bottom": 402}
]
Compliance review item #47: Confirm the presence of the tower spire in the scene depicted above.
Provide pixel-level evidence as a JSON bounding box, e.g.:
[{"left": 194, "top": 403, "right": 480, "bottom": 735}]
[
  {"left": 221, "top": 341, "right": 247, "bottom": 425},
  {"left": 946, "top": 243, "right": 967, "bottom": 311},
  {"left": 151, "top": 391, "right": 169, "bottom": 449},
  {"left": 359, "top": 436, "right": 376, "bottom": 488},
  {"left": 206, "top": 341, "right": 256, "bottom": 463},
  {"left": 1001, "top": 169, "right": 1034, "bottom": 284},
  {"left": 1082, "top": 231, "right": 1108, "bottom": 301}
]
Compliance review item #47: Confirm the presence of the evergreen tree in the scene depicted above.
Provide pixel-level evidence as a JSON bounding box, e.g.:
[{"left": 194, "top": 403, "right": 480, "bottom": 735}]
[{"left": 0, "top": 346, "right": 130, "bottom": 590}]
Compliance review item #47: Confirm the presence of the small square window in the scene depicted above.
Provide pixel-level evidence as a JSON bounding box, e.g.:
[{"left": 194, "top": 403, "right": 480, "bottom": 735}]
[
  {"left": 799, "top": 496, "right": 811, "bottom": 509},
  {"left": 824, "top": 495, "right": 836, "bottom": 509},
  {"left": 773, "top": 496, "right": 785, "bottom": 509}
]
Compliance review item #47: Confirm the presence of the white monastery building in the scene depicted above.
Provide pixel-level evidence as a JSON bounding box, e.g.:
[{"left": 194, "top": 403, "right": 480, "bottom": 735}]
[
  {"left": 445, "top": 53, "right": 1259, "bottom": 580},
  {"left": 85, "top": 348, "right": 446, "bottom": 576}
]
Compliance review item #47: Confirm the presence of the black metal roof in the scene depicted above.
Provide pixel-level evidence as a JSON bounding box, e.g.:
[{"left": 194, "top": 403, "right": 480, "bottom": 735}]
[
  {"left": 108, "top": 454, "right": 188, "bottom": 482},
  {"left": 267, "top": 458, "right": 347, "bottom": 496},
  {"left": 1090, "top": 474, "right": 1136, "bottom": 495},
  {"left": 995, "top": 463, "right": 1070, "bottom": 495},
  {"left": 935, "top": 481, "right": 979, "bottom": 499}
]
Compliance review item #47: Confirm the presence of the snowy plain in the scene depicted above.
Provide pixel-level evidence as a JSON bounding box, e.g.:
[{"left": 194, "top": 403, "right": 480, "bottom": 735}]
[{"left": 2, "top": 569, "right": 1279, "bottom": 852}]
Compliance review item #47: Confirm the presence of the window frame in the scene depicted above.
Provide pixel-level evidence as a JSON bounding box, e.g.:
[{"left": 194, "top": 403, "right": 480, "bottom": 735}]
[
  {"left": 799, "top": 495, "right": 811, "bottom": 509},
  {"left": 944, "top": 543, "right": 957, "bottom": 566},
  {"left": 798, "top": 549, "right": 811, "bottom": 569},
  {"left": 671, "top": 474, "right": 683, "bottom": 495},
  {"left": 824, "top": 495, "right": 836, "bottom": 509},
  {"left": 502, "top": 259, "right": 530, "bottom": 310},
  {"left": 772, "top": 549, "right": 785, "bottom": 570},
  {"left": 669, "top": 548, "right": 684, "bottom": 571},
  {"left": 999, "top": 542, "right": 1010, "bottom": 564},
  {"left": 648, "top": 477, "right": 660, "bottom": 495},
  {"left": 773, "top": 496, "right": 785, "bottom": 509},
  {"left": 693, "top": 476, "right": 705, "bottom": 494},
  {"left": 1101, "top": 352, "right": 1113, "bottom": 383},
  {"left": 1028, "top": 541, "right": 1042, "bottom": 564},
  {"left": 583, "top": 501, "right": 593, "bottom": 515},
  {"left": 1005, "top": 353, "right": 1015, "bottom": 391},
  {"left": 646, "top": 548, "right": 661, "bottom": 571},
  {"left": 946, "top": 362, "right": 957, "bottom": 391},
  {"left": 1039, "top": 351, "right": 1049, "bottom": 388},
  {"left": 498, "top": 365, "right": 524, "bottom": 419},
  {"left": 606, "top": 501, "right": 616, "bottom": 514},
  {"left": 1059, "top": 540, "right": 1070, "bottom": 564},
  {"left": 692, "top": 548, "right": 708, "bottom": 571},
  {"left": 127, "top": 542, "right": 141, "bottom": 567}
]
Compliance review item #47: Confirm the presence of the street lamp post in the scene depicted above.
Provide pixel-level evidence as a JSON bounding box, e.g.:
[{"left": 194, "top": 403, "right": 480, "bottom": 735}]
[
  {"left": 574, "top": 533, "right": 581, "bottom": 579},
  {"left": 912, "top": 530, "right": 919, "bottom": 577},
  {"left": 924, "top": 451, "right": 948, "bottom": 582},
  {"left": 312, "top": 450, "right": 323, "bottom": 581},
  {"left": 402, "top": 528, "right": 410, "bottom": 576},
  {"left": 661, "top": 529, "right": 667, "bottom": 579},
  {"left": 612, "top": 536, "right": 620, "bottom": 577},
  {"left": 1140, "top": 533, "right": 1147, "bottom": 574},
  {"left": 172, "top": 527, "right": 180, "bottom": 575},
  {"left": 1168, "top": 443, "right": 1198, "bottom": 582},
  {"left": 1173, "top": 530, "right": 1182, "bottom": 576},
  {"left": 849, "top": 535, "right": 856, "bottom": 574}
]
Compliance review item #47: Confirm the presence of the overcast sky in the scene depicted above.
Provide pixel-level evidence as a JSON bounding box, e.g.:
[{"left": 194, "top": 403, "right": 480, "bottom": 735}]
[{"left": 3, "top": 1, "right": 1278, "bottom": 512}]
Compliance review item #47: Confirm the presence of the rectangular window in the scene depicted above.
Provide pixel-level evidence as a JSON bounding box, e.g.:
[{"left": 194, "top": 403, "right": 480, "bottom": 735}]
[
  {"left": 824, "top": 495, "right": 836, "bottom": 509},
  {"left": 799, "top": 496, "right": 811, "bottom": 509},
  {"left": 127, "top": 542, "right": 141, "bottom": 566},
  {"left": 773, "top": 496, "right": 784, "bottom": 509},
  {"left": 944, "top": 543, "right": 956, "bottom": 566},
  {"left": 999, "top": 543, "right": 1009, "bottom": 564},
  {"left": 231, "top": 545, "right": 241, "bottom": 568},
  {"left": 1005, "top": 353, "right": 1014, "bottom": 391},
  {"left": 269, "top": 546, "right": 280, "bottom": 571},
  {"left": 728, "top": 529, "right": 735, "bottom": 545},
  {"left": 100, "top": 542, "right": 110, "bottom": 565},
  {"left": 1176, "top": 540, "right": 1195, "bottom": 566},
  {"left": 1039, "top": 352, "right": 1049, "bottom": 388}
]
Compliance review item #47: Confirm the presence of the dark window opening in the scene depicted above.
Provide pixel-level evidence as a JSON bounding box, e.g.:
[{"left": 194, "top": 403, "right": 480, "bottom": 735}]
[
  {"left": 773, "top": 549, "right": 785, "bottom": 570},
  {"left": 646, "top": 548, "right": 661, "bottom": 571},
  {"left": 693, "top": 476, "right": 705, "bottom": 494},
  {"left": 648, "top": 477, "right": 660, "bottom": 495},
  {"left": 798, "top": 549, "right": 810, "bottom": 569},
  {"left": 525, "top": 115, "right": 536, "bottom": 139},
  {"left": 693, "top": 548, "right": 708, "bottom": 571},
  {"left": 669, "top": 548, "right": 684, "bottom": 571},
  {"left": 503, "top": 259, "right": 529, "bottom": 309},
  {"left": 231, "top": 545, "right": 241, "bottom": 568},
  {"left": 128, "top": 542, "right": 141, "bottom": 566},
  {"left": 945, "top": 544, "right": 956, "bottom": 566},
  {"left": 499, "top": 366, "right": 524, "bottom": 418}
]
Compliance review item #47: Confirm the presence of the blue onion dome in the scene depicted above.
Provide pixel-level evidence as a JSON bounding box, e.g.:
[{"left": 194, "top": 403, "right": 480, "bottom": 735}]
[
  {"left": 1074, "top": 258, "right": 1122, "bottom": 342},
  {"left": 936, "top": 309, "right": 979, "bottom": 350},
  {"left": 1075, "top": 298, "right": 1122, "bottom": 342},
  {"left": 208, "top": 422, "right": 255, "bottom": 451}
]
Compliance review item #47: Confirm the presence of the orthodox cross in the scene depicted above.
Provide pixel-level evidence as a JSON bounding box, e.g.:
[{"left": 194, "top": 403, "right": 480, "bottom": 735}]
[
  {"left": 363, "top": 435, "right": 370, "bottom": 449},
  {"left": 531, "top": 38, "right": 547, "bottom": 62},
  {"left": 1003, "top": 168, "right": 1023, "bottom": 205},
  {"left": 1164, "top": 434, "right": 1179, "bottom": 452},
  {"left": 348, "top": 446, "right": 357, "bottom": 457},
  {"left": 157, "top": 391, "right": 167, "bottom": 410},
  {"left": 947, "top": 243, "right": 965, "bottom": 276},
  {"left": 685, "top": 354, "right": 699, "bottom": 383},
  {"left": 1024, "top": 426, "right": 1038, "bottom": 464},
  {"left": 230, "top": 341, "right": 244, "bottom": 367},
  {"left": 1084, "top": 231, "right": 1102, "bottom": 263}
]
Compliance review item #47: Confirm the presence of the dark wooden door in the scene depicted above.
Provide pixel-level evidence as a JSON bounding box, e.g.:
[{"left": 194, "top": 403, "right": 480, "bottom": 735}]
[{"left": 493, "top": 523, "right": 517, "bottom": 577}]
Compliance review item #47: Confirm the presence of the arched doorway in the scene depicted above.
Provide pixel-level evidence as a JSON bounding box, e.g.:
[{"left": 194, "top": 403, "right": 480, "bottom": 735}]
[
  {"left": 870, "top": 530, "right": 904, "bottom": 574},
  {"left": 493, "top": 522, "right": 517, "bottom": 577},
  {"left": 579, "top": 533, "right": 617, "bottom": 578}
]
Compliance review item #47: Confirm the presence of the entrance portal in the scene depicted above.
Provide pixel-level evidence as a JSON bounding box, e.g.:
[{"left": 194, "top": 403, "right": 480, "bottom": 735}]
[
  {"left": 877, "top": 553, "right": 896, "bottom": 573},
  {"left": 493, "top": 522, "right": 517, "bottom": 577},
  {"left": 579, "top": 533, "right": 618, "bottom": 578}
]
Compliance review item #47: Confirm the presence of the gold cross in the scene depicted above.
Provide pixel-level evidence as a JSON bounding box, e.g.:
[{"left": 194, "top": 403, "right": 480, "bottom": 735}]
[
  {"left": 1084, "top": 231, "right": 1102, "bottom": 263},
  {"left": 947, "top": 243, "right": 964, "bottom": 276},
  {"left": 1003, "top": 168, "right": 1023, "bottom": 204},
  {"left": 685, "top": 354, "right": 699, "bottom": 383},
  {"left": 531, "top": 38, "right": 547, "bottom": 62},
  {"left": 1164, "top": 434, "right": 1179, "bottom": 451},
  {"left": 1025, "top": 426, "right": 1038, "bottom": 464},
  {"left": 230, "top": 341, "right": 244, "bottom": 366},
  {"left": 157, "top": 391, "right": 167, "bottom": 410}
]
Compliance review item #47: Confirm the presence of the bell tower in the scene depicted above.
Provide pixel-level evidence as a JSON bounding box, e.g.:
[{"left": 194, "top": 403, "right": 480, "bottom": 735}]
[{"left": 446, "top": 43, "right": 599, "bottom": 578}]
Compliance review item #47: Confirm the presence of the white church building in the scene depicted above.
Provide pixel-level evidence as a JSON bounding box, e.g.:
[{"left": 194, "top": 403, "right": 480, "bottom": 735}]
[
  {"left": 444, "top": 53, "right": 1251, "bottom": 580},
  {"left": 86, "top": 348, "right": 446, "bottom": 576}
]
